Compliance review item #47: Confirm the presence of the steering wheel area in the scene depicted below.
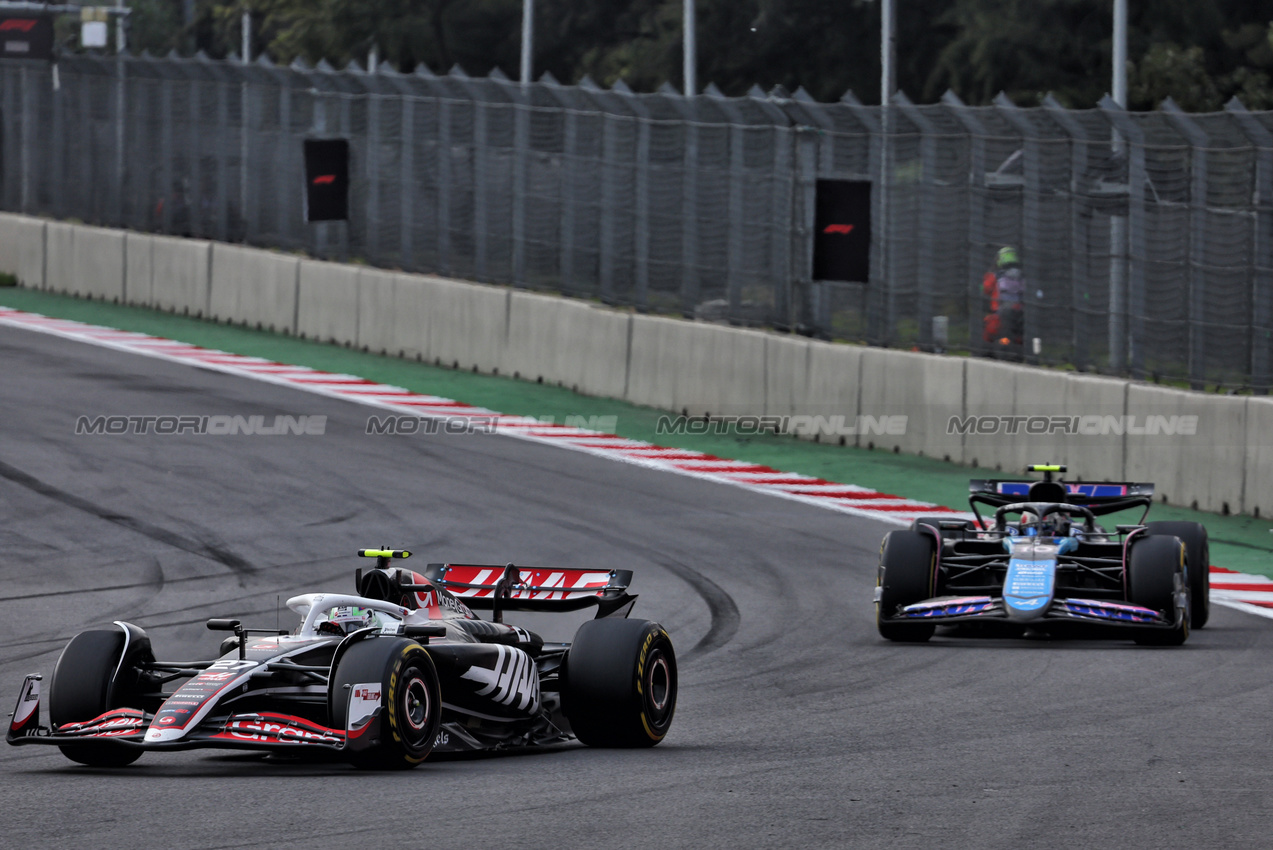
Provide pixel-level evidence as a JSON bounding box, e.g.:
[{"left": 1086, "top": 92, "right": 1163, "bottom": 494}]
[{"left": 992, "top": 501, "right": 1096, "bottom": 534}]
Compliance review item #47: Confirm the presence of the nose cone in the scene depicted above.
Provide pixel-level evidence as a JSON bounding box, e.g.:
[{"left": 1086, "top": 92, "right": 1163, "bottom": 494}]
[{"left": 1004, "top": 544, "right": 1058, "bottom": 621}]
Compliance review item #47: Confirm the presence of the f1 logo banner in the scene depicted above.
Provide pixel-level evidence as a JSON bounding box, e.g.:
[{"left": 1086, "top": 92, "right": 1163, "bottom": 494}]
[
  {"left": 303, "top": 139, "right": 350, "bottom": 222},
  {"left": 0, "top": 14, "right": 54, "bottom": 61},
  {"left": 813, "top": 179, "right": 871, "bottom": 283}
]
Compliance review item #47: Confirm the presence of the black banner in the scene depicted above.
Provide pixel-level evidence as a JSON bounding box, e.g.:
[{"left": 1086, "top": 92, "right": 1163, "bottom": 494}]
[
  {"left": 303, "top": 138, "right": 349, "bottom": 222},
  {"left": 813, "top": 179, "right": 871, "bottom": 283},
  {"left": 0, "top": 14, "right": 53, "bottom": 61}
]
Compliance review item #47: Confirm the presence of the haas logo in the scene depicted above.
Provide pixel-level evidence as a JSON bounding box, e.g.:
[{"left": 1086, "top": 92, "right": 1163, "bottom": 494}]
[
  {"left": 352, "top": 686, "right": 381, "bottom": 701},
  {"left": 460, "top": 645, "right": 540, "bottom": 713}
]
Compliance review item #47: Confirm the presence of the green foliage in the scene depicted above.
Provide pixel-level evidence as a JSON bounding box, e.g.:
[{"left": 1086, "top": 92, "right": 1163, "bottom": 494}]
[{"left": 118, "top": 0, "right": 1273, "bottom": 110}]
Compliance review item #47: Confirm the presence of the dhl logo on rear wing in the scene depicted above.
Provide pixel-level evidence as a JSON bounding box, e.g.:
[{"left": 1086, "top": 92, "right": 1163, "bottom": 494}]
[{"left": 423, "top": 563, "right": 637, "bottom": 619}]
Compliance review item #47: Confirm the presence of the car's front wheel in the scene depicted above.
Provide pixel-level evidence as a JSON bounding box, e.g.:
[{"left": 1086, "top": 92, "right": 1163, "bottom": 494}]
[
  {"left": 1129, "top": 535, "right": 1190, "bottom": 646},
  {"left": 49, "top": 627, "right": 151, "bottom": 767},
  {"left": 877, "top": 530, "right": 937, "bottom": 642},
  {"left": 330, "top": 637, "right": 441, "bottom": 769},
  {"left": 1145, "top": 521, "right": 1210, "bottom": 628}
]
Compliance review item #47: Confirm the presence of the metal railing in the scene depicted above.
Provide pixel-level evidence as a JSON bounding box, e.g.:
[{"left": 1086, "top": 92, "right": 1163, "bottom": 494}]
[{"left": 4, "top": 52, "right": 1273, "bottom": 390}]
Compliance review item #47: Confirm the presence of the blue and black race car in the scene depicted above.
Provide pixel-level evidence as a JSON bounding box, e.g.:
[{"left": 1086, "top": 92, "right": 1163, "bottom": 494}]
[{"left": 874, "top": 465, "right": 1209, "bottom": 645}]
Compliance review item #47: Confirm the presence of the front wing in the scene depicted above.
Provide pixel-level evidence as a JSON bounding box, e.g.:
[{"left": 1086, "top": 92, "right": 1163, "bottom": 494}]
[
  {"left": 882, "top": 595, "right": 1178, "bottom": 629},
  {"left": 6, "top": 676, "right": 367, "bottom": 755}
]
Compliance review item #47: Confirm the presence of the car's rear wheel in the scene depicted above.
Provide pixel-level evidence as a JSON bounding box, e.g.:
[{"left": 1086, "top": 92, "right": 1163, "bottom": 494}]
[
  {"left": 877, "top": 530, "right": 937, "bottom": 643},
  {"left": 1145, "top": 521, "right": 1209, "bottom": 628},
  {"left": 49, "top": 628, "right": 150, "bottom": 767},
  {"left": 562, "top": 619, "right": 677, "bottom": 748},
  {"left": 330, "top": 638, "right": 441, "bottom": 770},
  {"left": 1128, "top": 535, "right": 1190, "bottom": 646}
]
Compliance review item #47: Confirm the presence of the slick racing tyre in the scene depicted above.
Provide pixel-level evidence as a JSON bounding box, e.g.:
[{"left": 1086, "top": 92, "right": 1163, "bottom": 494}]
[
  {"left": 330, "top": 638, "right": 441, "bottom": 770},
  {"left": 1146, "top": 521, "right": 1210, "bottom": 629},
  {"left": 49, "top": 628, "right": 152, "bottom": 767},
  {"left": 877, "top": 530, "right": 937, "bottom": 643},
  {"left": 562, "top": 619, "right": 677, "bottom": 748},
  {"left": 1128, "top": 535, "right": 1190, "bottom": 647}
]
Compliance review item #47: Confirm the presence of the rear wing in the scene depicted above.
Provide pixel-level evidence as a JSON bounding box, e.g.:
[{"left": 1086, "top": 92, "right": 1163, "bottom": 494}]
[
  {"left": 423, "top": 563, "right": 636, "bottom": 620},
  {"left": 969, "top": 479, "right": 1154, "bottom": 519}
]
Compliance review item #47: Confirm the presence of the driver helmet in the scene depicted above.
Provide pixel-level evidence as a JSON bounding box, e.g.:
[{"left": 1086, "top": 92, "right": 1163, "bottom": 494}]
[
  {"left": 997, "top": 246, "right": 1020, "bottom": 269},
  {"left": 317, "top": 605, "right": 378, "bottom": 636},
  {"left": 1026, "top": 514, "right": 1070, "bottom": 539}
]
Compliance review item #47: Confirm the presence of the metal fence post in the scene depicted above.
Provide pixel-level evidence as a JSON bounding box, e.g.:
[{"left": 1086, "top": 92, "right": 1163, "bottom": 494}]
[
  {"left": 240, "top": 76, "right": 251, "bottom": 242},
  {"left": 437, "top": 98, "right": 451, "bottom": 275},
  {"left": 680, "top": 102, "right": 700, "bottom": 316},
  {"left": 114, "top": 57, "right": 125, "bottom": 227},
  {"left": 1227, "top": 97, "right": 1273, "bottom": 393},
  {"left": 1161, "top": 99, "right": 1209, "bottom": 390},
  {"left": 993, "top": 93, "right": 1047, "bottom": 364},
  {"left": 161, "top": 77, "right": 174, "bottom": 233},
  {"left": 400, "top": 96, "right": 414, "bottom": 270},
  {"left": 785, "top": 89, "right": 835, "bottom": 335},
  {"left": 634, "top": 116, "right": 651, "bottom": 310},
  {"left": 338, "top": 93, "right": 352, "bottom": 260},
  {"left": 215, "top": 80, "right": 229, "bottom": 241},
  {"left": 511, "top": 92, "right": 528, "bottom": 287},
  {"left": 366, "top": 90, "right": 381, "bottom": 263},
  {"left": 841, "top": 93, "right": 885, "bottom": 340},
  {"left": 793, "top": 126, "right": 819, "bottom": 331},
  {"left": 896, "top": 93, "right": 938, "bottom": 348},
  {"left": 768, "top": 124, "right": 794, "bottom": 329},
  {"left": 944, "top": 92, "right": 990, "bottom": 354},
  {"left": 473, "top": 99, "right": 488, "bottom": 281},
  {"left": 1098, "top": 96, "right": 1147, "bottom": 378},
  {"left": 560, "top": 105, "right": 578, "bottom": 292},
  {"left": 597, "top": 110, "right": 621, "bottom": 304},
  {"left": 19, "top": 66, "right": 30, "bottom": 214},
  {"left": 1044, "top": 95, "right": 1092, "bottom": 370}
]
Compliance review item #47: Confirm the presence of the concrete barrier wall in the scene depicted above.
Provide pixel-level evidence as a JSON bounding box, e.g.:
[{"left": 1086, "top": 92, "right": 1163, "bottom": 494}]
[
  {"left": 1125, "top": 384, "right": 1247, "bottom": 514},
  {"left": 963, "top": 359, "right": 1027, "bottom": 472},
  {"left": 765, "top": 336, "right": 811, "bottom": 418},
  {"left": 45, "top": 222, "right": 75, "bottom": 295},
  {"left": 1244, "top": 397, "right": 1273, "bottom": 518},
  {"left": 8, "top": 213, "right": 1273, "bottom": 521},
  {"left": 297, "top": 259, "right": 359, "bottom": 345},
  {"left": 209, "top": 244, "right": 299, "bottom": 333},
  {"left": 625, "top": 316, "right": 768, "bottom": 416},
  {"left": 801, "top": 340, "right": 862, "bottom": 443},
  {"left": 1062, "top": 374, "right": 1128, "bottom": 483},
  {"left": 355, "top": 268, "right": 397, "bottom": 355},
  {"left": 124, "top": 233, "right": 154, "bottom": 306},
  {"left": 0, "top": 213, "right": 45, "bottom": 287},
  {"left": 151, "top": 235, "right": 211, "bottom": 315},
  {"left": 859, "top": 349, "right": 965, "bottom": 461},
  {"left": 504, "top": 291, "right": 630, "bottom": 399},
  {"left": 392, "top": 274, "right": 430, "bottom": 361},
  {"left": 71, "top": 225, "right": 125, "bottom": 301},
  {"left": 422, "top": 275, "right": 507, "bottom": 373}
]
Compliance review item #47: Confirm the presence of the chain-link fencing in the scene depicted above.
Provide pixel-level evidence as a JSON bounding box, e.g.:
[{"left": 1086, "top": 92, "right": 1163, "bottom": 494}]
[{"left": 4, "top": 53, "right": 1272, "bottom": 390}]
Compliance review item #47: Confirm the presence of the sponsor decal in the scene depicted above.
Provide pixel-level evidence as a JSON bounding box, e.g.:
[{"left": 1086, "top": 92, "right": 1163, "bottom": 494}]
[
  {"left": 220, "top": 716, "right": 343, "bottom": 745},
  {"left": 10, "top": 678, "right": 39, "bottom": 731},
  {"left": 1004, "top": 559, "right": 1055, "bottom": 612},
  {"left": 460, "top": 646, "right": 540, "bottom": 713},
  {"left": 347, "top": 683, "right": 382, "bottom": 730}
]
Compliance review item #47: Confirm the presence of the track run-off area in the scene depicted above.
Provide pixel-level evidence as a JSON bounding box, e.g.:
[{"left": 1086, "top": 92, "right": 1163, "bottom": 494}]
[{"left": 3, "top": 306, "right": 1273, "bottom": 848}]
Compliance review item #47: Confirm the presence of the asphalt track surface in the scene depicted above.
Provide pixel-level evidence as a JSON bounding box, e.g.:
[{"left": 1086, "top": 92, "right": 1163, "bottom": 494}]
[{"left": 3, "top": 325, "right": 1273, "bottom": 849}]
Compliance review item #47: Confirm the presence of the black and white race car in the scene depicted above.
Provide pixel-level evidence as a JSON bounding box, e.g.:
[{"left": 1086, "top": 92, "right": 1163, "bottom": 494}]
[
  {"left": 875, "top": 465, "right": 1210, "bottom": 645},
  {"left": 7, "top": 550, "right": 677, "bottom": 768}
]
